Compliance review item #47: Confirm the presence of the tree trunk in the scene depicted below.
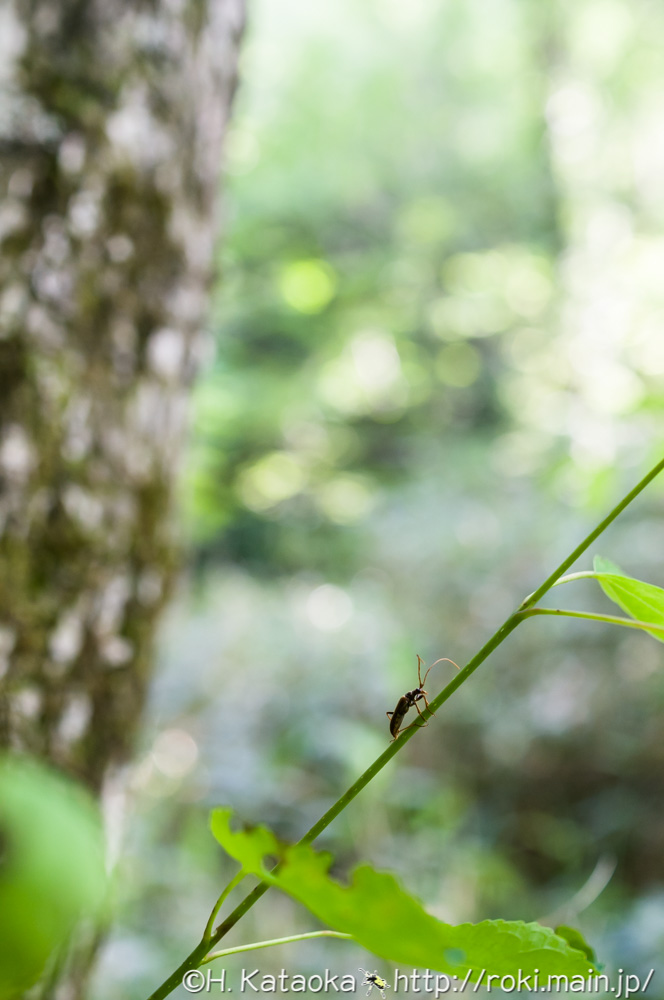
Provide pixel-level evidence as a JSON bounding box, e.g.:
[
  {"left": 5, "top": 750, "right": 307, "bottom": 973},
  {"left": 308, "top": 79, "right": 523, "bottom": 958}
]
[{"left": 0, "top": 0, "right": 244, "bottom": 990}]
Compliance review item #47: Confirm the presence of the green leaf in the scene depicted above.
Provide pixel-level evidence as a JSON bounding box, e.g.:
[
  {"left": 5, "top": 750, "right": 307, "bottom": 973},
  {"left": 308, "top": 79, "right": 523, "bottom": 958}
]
[
  {"left": 592, "top": 556, "right": 664, "bottom": 643},
  {"left": 210, "top": 809, "right": 597, "bottom": 980},
  {"left": 554, "top": 925, "right": 597, "bottom": 964},
  {"left": 0, "top": 755, "right": 107, "bottom": 997}
]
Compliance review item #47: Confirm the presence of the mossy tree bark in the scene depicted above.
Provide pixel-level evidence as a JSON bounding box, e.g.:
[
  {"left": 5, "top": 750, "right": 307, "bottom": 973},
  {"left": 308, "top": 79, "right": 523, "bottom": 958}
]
[
  {"left": 0, "top": 0, "right": 244, "bottom": 858},
  {"left": 1, "top": 1, "right": 244, "bottom": 993}
]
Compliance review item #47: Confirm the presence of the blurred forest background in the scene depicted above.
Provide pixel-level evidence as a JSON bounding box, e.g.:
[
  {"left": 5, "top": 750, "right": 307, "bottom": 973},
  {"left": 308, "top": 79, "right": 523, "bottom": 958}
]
[{"left": 94, "top": 0, "right": 664, "bottom": 995}]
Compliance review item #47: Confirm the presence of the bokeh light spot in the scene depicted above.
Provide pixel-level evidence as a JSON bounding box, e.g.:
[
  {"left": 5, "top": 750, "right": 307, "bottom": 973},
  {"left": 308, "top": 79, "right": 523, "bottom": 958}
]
[
  {"left": 397, "top": 196, "right": 454, "bottom": 245},
  {"left": 279, "top": 259, "right": 337, "bottom": 313},
  {"left": 315, "top": 475, "right": 376, "bottom": 524},
  {"left": 151, "top": 729, "right": 199, "bottom": 779},
  {"left": 306, "top": 584, "right": 353, "bottom": 631},
  {"left": 237, "top": 451, "right": 306, "bottom": 511}
]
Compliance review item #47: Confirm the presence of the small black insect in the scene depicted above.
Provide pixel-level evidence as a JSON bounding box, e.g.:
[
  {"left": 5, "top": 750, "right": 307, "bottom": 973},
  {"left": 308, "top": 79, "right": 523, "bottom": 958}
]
[
  {"left": 359, "top": 968, "right": 390, "bottom": 998},
  {"left": 387, "top": 654, "right": 459, "bottom": 740}
]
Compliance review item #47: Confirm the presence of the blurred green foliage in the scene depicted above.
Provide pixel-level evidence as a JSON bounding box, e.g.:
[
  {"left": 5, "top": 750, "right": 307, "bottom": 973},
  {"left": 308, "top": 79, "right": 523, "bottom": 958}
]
[
  {"left": 95, "top": 0, "right": 664, "bottom": 996},
  {"left": 182, "top": 0, "right": 563, "bottom": 572},
  {"left": 210, "top": 808, "right": 598, "bottom": 978},
  {"left": 0, "top": 756, "right": 106, "bottom": 997}
]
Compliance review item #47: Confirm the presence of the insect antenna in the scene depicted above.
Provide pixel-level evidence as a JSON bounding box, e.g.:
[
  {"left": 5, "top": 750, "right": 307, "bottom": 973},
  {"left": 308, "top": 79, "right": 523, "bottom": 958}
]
[{"left": 420, "top": 656, "right": 460, "bottom": 686}]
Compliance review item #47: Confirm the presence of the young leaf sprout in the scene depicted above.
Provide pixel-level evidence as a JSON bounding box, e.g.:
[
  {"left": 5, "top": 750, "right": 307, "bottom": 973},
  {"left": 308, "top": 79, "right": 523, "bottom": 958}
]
[
  {"left": 359, "top": 968, "right": 390, "bottom": 998},
  {"left": 386, "top": 654, "right": 459, "bottom": 740}
]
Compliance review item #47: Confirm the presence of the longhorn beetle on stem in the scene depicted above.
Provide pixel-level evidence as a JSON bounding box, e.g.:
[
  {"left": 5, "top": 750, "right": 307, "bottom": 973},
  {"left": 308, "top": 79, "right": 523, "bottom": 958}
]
[{"left": 387, "top": 655, "right": 459, "bottom": 740}]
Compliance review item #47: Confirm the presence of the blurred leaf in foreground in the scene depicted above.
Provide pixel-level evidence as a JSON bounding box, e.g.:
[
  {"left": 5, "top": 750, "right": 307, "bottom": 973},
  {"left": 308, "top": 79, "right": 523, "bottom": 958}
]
[
  {"left": 0, "top": 756, "right": 107, "bottom": 997},
  {"left": 210, "top": 808, "right": 596, "bottom": 980}
]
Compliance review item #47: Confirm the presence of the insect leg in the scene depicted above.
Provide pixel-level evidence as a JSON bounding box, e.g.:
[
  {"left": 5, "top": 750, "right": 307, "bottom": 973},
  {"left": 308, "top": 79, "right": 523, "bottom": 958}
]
[
  {"left": 393, "top": 717, "right": 427, "bottom": 739},
  {"left": 414, "top": 698, "right": 432, "bottom": 720}
]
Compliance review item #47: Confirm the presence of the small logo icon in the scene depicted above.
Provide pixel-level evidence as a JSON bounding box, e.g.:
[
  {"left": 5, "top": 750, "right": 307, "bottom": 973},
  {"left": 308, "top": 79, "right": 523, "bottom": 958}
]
[{"left": 359, "top": 968, "right": 391, "bottom": 998}]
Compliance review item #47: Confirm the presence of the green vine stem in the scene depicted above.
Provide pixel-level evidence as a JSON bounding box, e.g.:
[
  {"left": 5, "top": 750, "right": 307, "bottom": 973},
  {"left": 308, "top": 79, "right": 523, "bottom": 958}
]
[
  {"left": 145, "top": 454, "right": 664, "bottom": 1000},
  {"left": 551, "top": 571, "right": 608, "bottom": 586},
  {"left": 201, "top": 930, "right": 353, "bottom": 965},
  {"left": 203, "top": 871, "right": 247, "bottom": 942},
  {"left": 518, "top": 607, "right": 664, "bottom": 637},
  {"left": 517, "top": 454, "right": 664, "bottom": 612}
]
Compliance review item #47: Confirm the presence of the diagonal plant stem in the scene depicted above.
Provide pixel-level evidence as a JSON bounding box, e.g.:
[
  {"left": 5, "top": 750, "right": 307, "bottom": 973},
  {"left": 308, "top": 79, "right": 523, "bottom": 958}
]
[
  {"left": 517, "top": 454, "right": 664, "bottom": 612},
  {"left": 145, "top": 454, "right": 664, "bottom": 1000}
]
